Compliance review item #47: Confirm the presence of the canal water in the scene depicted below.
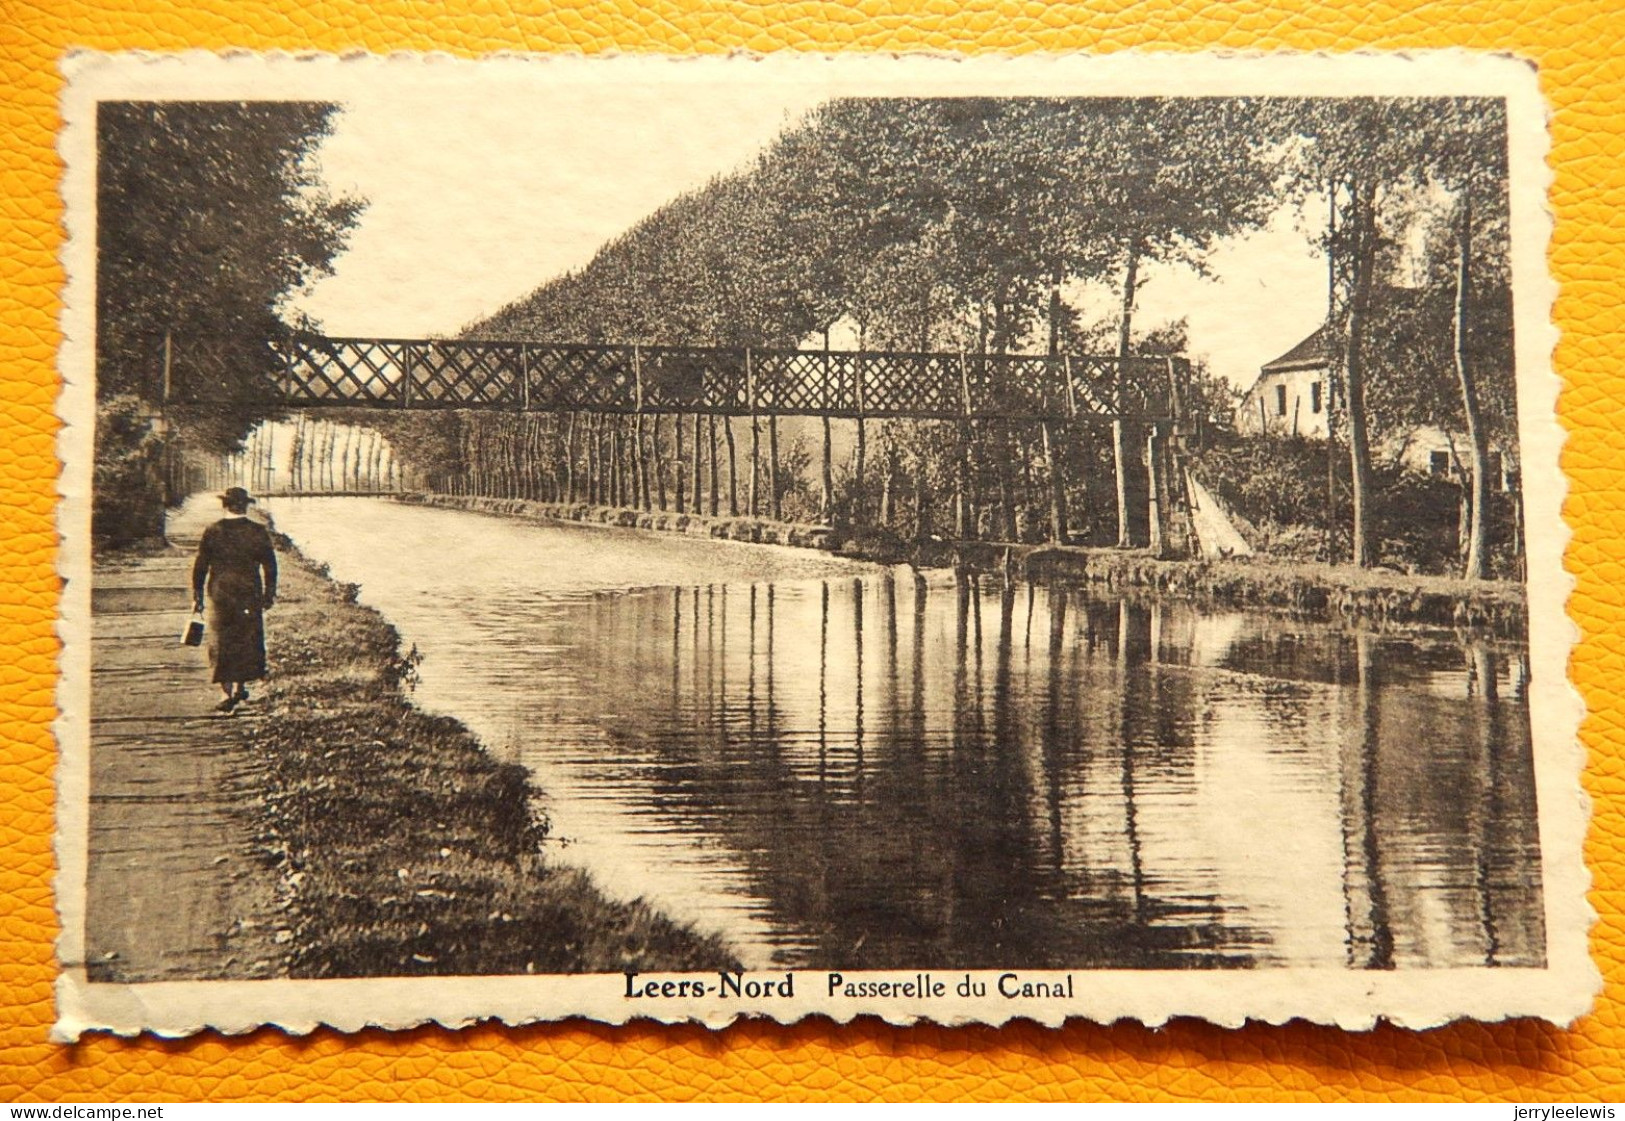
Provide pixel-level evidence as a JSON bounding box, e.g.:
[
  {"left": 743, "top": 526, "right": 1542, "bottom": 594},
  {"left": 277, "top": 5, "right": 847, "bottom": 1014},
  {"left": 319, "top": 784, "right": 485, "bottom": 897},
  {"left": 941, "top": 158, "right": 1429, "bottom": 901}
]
[{"left": 268, "top": 497, "right": 1546, "bottom": 972}]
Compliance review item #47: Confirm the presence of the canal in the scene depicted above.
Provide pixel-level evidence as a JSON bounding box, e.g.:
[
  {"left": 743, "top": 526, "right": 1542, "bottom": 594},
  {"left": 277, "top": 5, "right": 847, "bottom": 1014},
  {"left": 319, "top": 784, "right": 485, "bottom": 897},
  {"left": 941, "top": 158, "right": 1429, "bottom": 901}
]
[{"left": 268, "top": 496, "right": 1546, "bottom": 972}]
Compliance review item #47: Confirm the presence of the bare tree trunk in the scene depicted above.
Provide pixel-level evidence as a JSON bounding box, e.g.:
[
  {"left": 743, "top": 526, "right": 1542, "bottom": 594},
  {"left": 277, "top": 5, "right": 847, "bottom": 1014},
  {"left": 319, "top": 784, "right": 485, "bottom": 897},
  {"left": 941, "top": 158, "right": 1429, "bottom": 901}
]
[
  {"left": 594, "top": 417, "right": 605, "bottom": 504},
  {"left": 855, "top": 419, "right": 867, "bottom": 524},
  {"left": 1044, "top": 267, "right": 1069, "bottom": 544},
  {"left": 652, "top": 414, "right": 668, "bottom": 511},
  {"left": 997, "top": 427, "right": 1015, "bottom": 541},
  {"left": 1454, "top": 194, "right": 1491, "bottom": 580},
  {"left": 854, "top": 325, "right": 867, "bottom": 524},
  {"left": 564, "top": 413, "right": 578, "bottom": 502},
  {"left": 516, "top": 419, "right": 525, "bottom": 498},
  {"left": 691, "top": 413, "right": 703, "bottom": 515},
  {"left": 1146, "top": 425, "right": 1164, "bottom": 557},
  {"left": 1344, "top": 180, "right": 1380, "bottom": 569},
  {"left": 724, "top": 415, "right": 738, "bottom": 516},
  {"left": 821, "top": 328, "right": 833, "bottom": 520},
  {"left": 708, "top": 415, "right": 720, "bottom": 517},
  {"left": 914, "top": 459, "right": 930, "bottom": 540},
  {"left": 818, "top": 417, "right": 831, "bottom": 520},
  {"left": 634, "top": 413, "right": 649, "bottom": 510},
  {"left": 1322, "top": 187, "right": 1346, "bottom": 556},
  {"left": 1114, "top": 240, "right": 1142, "bottom": 548},
  {"left": 750, "top": 412, "right": 761, "bottom": 517},
  {"left": 290, "top": 416, "right": 304, "bottom": 492},
  {"left": 880, "top": 443, "right": 895, "bottom": 527},
  {"left": 768, "top": 414, "right": 781, "bottom": 522},
  {"left": 532, "top": 417, "right": 543, "bottom": 500},
  {"left": 674, "top": 411, "right": 687, "bottom": 512}
]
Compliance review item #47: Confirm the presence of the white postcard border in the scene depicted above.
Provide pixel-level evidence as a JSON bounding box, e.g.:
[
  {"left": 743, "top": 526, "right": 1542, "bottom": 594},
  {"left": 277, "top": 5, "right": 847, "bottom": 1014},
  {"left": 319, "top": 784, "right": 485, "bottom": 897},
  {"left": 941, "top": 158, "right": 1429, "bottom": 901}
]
[{"left": 53, "top": 48, "right": 1596, "bottom": 1040}]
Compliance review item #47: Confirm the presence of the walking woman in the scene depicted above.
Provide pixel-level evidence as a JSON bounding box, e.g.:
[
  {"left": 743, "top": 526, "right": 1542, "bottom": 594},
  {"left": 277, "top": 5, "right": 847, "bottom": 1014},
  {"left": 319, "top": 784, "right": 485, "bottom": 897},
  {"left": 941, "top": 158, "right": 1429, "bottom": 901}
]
[{"left": 191, "top": 487, "right": 278, "bottom": 713}]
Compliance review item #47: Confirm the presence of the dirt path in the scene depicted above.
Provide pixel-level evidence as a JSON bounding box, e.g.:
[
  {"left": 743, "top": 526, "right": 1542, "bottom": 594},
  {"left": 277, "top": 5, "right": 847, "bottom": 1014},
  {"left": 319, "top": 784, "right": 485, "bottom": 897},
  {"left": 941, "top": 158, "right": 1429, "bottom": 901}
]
[{"left": 85, "top": 503, "right": 285, "bottom": 983}]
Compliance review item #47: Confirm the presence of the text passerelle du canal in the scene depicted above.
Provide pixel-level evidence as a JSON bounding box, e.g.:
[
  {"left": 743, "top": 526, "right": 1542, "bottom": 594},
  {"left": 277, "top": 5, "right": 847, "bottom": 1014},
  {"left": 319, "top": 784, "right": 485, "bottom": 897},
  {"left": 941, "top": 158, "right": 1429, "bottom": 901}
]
[{"left": 624, "top": 971, "right": 1077, "bottom": 1002}]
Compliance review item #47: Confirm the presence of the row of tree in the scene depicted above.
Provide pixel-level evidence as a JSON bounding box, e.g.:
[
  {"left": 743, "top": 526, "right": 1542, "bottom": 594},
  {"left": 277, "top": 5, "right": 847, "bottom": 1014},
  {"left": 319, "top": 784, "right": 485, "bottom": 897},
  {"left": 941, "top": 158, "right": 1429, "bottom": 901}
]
[
  {"left": 94, "top": 96, "right": 1516, "bottom": 576},
  {"left": 349, "top": 408, "right": 1142, "bottom": 546},
  {"left": 467, "top": 96, "right": 1517, "bottom": 575}
]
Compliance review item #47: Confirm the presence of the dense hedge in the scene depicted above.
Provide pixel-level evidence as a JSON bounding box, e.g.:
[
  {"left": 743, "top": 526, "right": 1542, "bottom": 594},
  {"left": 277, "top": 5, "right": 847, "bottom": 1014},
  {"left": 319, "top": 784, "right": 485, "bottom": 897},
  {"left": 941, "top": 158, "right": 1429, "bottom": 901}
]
[{"left": 1191, "top": 436, "right": 1521, "bottom": 578}]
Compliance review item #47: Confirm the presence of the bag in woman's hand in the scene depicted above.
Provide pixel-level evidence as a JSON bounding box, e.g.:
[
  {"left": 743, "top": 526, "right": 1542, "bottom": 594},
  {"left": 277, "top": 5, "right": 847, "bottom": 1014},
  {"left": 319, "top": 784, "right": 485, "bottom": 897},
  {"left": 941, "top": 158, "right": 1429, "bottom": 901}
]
[{"left": 181, "top": 612, "right": 205, "bottom": 647}]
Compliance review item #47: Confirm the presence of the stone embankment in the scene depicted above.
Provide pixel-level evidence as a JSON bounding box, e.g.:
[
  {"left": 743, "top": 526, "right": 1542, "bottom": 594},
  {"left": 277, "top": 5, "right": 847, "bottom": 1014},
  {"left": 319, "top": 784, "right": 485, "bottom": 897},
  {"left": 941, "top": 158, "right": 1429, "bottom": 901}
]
[{"left": 398, "top": 491, "right": 836, "bottom": 550}]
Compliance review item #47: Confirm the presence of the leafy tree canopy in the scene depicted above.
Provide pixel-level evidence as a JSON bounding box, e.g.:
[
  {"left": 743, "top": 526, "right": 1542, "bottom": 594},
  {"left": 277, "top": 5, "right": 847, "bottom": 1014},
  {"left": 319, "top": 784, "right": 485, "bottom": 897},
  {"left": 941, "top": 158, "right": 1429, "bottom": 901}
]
[{"left": 97, "top": 100, "right": 363, "bottom": 452}]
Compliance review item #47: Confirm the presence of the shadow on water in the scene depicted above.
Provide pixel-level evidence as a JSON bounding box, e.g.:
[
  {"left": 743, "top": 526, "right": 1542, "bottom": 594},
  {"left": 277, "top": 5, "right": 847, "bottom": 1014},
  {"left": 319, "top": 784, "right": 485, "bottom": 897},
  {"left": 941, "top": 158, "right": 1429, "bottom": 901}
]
[{"left": 271, "top": 497, "right": 1546, "bottom": 972}]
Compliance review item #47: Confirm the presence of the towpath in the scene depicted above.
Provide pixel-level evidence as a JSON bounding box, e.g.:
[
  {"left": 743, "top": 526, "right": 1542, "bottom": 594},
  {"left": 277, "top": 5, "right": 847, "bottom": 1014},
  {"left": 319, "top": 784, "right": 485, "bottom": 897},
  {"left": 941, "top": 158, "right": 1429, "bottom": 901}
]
[{"left": 85, "top": 498, "right": 285, "bottom": 982}]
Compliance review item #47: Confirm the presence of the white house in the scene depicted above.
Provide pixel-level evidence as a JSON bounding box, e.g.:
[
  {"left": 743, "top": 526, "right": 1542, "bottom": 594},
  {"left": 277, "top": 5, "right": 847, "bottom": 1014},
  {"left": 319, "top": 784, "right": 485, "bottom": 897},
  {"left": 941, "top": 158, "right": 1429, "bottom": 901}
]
[
  {"left": 1236, "top": 325, "right": 1332, "bottom": 440},
  {"left": 1236, "top": 321, "right": 1516, "bottom": 490}
]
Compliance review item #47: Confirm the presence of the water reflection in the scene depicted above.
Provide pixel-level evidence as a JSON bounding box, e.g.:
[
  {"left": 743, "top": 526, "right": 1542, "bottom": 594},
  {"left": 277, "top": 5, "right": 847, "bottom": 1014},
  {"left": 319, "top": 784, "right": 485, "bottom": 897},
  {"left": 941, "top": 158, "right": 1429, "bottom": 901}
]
[{"left": 271, "top": 498, "right": 1545, "bottom": 972}]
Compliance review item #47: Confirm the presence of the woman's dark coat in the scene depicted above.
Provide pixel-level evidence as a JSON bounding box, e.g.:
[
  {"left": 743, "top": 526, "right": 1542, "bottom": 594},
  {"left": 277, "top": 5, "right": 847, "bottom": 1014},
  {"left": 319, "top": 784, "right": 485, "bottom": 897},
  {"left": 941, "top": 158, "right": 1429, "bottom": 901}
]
[{"left": 191, "top": 517, "right": 278, "bottom": 684}]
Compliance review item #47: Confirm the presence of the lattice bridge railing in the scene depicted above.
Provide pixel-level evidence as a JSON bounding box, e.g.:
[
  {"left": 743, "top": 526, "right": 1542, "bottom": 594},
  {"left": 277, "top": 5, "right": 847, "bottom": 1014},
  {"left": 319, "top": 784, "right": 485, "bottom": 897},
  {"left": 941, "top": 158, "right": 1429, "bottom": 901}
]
[{"left": 265, "top": 337, "right": 1188, "bottom": 422}]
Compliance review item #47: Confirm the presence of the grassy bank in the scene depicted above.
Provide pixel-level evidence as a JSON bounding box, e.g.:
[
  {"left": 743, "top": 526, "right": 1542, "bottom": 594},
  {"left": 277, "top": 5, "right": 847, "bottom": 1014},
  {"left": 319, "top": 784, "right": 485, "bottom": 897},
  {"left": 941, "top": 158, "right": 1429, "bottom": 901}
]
[
  {"left": 252, "top": 539, "right": 740, "bottom": 978},
  {"left": 399, "top": 492, "right": 1526, "bottom": 637}
]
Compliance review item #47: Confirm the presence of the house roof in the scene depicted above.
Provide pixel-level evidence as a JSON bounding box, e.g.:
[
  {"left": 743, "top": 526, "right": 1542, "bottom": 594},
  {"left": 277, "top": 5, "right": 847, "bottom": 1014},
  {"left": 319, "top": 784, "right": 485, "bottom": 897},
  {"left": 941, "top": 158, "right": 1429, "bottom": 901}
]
[{"left": 1260, "top": 321, "right": 1334, "bottom": 375}]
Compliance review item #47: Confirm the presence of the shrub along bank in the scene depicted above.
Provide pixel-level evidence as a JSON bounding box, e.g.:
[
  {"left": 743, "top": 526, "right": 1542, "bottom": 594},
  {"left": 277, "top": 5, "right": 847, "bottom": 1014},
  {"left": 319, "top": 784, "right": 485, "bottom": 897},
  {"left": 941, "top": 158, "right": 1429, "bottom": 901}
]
[
  {"left": 252, "top": 539, "right": 738, "bottom": 978},
  {"left": 1189, "top": 437, "right": 1523, "bottom": 579}
]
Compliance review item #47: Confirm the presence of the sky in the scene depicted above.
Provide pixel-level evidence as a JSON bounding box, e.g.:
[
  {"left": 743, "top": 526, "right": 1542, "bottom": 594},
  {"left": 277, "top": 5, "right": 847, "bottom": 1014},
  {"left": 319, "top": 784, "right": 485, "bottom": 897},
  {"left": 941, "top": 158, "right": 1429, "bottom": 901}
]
[{"left": 291, "top": 84, "right": 1330, "bottom": 392}]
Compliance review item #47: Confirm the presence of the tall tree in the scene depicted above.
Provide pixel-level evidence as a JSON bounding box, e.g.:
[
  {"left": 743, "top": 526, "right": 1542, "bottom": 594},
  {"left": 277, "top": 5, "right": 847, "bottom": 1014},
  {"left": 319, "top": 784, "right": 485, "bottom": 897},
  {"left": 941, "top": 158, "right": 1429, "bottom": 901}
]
[
  {"left": 1283, "top": 97, "right": 1512, "bottom": 569},
  {"left": 1082, "top": 99, "right": 1281, "bottom": 547},
  {"left": 97, "top": 101, "right": 363, "bottom": 449},
  {"left": 94, "top": 100, "right": 362, "bottom": 546},
  {"left": 1437, "top": 100, "right": 1513, "bottom": 579}
]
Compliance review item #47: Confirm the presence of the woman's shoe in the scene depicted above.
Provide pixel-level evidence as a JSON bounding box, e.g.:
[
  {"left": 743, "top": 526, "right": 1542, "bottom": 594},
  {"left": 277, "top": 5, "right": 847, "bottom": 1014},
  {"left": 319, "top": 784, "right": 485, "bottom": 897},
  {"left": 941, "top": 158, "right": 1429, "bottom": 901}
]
[{"left": 215, "top": 696, "right": 238, "bottom": 714}]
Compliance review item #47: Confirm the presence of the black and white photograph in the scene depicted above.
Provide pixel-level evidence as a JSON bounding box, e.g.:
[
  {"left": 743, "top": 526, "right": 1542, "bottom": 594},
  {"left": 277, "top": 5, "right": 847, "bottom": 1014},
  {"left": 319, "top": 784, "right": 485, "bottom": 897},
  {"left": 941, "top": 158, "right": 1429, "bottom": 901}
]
[{"left": 54, "top": 52, "right": 1592, "bottom": 1036}]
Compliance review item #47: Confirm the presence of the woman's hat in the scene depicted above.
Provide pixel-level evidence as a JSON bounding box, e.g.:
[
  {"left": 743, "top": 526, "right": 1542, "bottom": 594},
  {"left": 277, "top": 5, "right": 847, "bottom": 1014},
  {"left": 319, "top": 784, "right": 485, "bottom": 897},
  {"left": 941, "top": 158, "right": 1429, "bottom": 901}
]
[{"left": 221, "top": 487, "right": 256, "bottom": 506}]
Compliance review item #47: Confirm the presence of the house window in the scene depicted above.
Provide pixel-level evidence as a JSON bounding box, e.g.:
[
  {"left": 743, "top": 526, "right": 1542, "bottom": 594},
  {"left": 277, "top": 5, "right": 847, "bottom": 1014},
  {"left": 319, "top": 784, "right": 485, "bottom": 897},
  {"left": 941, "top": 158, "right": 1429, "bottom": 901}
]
[
  {"left": 1275, "top": 384, "right": 1288, "bottom": 417},
  {"left": 1310, "top": 381, "right": 1323, "bottom": 414},
  {"left": 1430, "top": 450, "right": 1451, "bottom": 477}
]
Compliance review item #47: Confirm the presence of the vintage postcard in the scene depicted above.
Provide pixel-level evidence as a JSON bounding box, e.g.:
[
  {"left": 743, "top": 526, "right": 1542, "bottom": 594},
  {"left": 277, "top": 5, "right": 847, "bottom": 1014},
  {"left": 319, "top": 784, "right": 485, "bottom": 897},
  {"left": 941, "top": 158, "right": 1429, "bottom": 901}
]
[{"left": 54, "top": 50, "right": 1595, "bottom": 1038}]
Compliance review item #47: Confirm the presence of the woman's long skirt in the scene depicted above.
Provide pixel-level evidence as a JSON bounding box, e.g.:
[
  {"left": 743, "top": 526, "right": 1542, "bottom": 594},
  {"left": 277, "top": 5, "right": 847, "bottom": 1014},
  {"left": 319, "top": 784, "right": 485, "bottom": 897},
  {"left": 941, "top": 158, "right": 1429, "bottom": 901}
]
[{"left": 207, "top": 597, "right": 267, "bottom": 684}]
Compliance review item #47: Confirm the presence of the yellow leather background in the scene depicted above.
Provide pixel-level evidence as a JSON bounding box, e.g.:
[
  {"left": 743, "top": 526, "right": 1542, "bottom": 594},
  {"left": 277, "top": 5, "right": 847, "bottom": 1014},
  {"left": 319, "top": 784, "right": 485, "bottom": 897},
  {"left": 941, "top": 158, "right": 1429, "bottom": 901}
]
[{"left": 5, "top": 0, "right": 1622, "bottom": 1102}]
